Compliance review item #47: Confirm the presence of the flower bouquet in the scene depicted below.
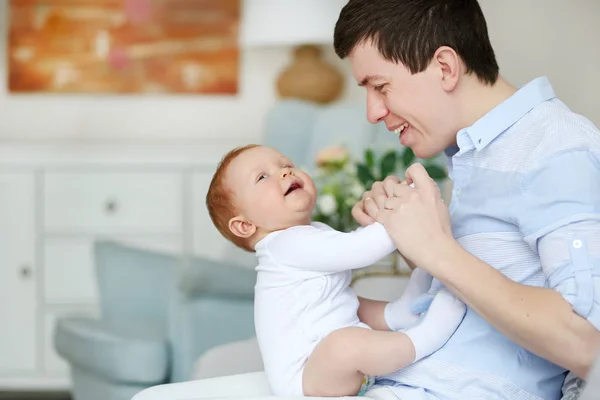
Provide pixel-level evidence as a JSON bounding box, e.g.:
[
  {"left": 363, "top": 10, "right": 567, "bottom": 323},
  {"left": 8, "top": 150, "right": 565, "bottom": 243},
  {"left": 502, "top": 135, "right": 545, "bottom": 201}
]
[
  {"left": 311, "top": 144, "right": 448, "bottom": 285},
  {"left": 312, "top": 145, "right": 447, "bottom": 232}
]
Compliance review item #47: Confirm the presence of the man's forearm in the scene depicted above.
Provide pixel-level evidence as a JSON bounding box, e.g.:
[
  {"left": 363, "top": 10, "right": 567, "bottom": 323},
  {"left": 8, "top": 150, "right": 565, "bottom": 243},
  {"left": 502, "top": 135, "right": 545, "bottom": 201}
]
[
  {"left": 430, "top": 240, "right": 600, "bottom": 378},
  {"left": 357, "top": 297, "right": 391, "bottom": 331}
]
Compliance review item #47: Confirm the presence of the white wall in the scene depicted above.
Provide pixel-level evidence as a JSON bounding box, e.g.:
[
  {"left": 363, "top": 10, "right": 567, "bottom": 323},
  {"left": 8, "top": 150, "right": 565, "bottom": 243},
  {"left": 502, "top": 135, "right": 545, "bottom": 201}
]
[
  {"left": 480, "top": 0, "right": 600, "bottom": 126},
  {"left": 0, "top": 0, "right": 598, "bottom": 142}
]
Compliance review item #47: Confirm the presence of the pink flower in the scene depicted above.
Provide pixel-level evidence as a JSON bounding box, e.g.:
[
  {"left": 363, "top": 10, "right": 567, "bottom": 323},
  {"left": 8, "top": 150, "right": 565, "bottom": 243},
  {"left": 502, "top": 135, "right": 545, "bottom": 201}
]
[
  {"left": 108, "top": 48, "right": 130, "bottom": 70},
  {"left": 125, "top": 0, "right": 153, "bottom": 23},
  {"left": 316, "top": 145, "right": 349, "bottom": 168}
]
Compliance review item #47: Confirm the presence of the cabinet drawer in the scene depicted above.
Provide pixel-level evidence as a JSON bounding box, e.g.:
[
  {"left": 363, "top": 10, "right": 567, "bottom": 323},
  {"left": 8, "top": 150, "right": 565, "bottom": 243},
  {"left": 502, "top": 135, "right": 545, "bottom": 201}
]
[
  {"left": 44, "top": 172, "right": 182, "bottom": 233},
  {"left": 44, "top": 239, "right": 98, "bottom": 304}
]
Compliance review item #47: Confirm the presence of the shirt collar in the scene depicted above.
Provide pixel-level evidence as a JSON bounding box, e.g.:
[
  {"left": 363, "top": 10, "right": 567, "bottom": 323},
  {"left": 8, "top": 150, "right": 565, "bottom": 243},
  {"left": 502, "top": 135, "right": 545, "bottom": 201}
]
[{"left": 455, "top": 76, "right": 556, "bottom": 152}]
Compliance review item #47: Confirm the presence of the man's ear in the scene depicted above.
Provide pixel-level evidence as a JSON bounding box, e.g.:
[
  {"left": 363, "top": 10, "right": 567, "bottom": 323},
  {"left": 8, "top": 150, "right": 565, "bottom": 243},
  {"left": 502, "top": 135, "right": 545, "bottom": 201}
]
[
  {"left": 433, "top": 46, "right": 460, "bottom": 92},
  {"left": 229, "top": 215, "right": 257, "bottom": 239}
]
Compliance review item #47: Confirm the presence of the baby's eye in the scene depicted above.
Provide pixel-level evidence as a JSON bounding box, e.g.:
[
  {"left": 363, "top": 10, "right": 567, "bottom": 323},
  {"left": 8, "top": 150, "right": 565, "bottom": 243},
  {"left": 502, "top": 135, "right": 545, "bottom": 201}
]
[{"left": 256, "top": 173, "right": 267, "bottom": 182}]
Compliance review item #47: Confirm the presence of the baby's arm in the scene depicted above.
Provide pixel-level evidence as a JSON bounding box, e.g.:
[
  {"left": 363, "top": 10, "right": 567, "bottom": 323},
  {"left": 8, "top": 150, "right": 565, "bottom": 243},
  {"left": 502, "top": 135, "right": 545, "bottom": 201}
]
[{"left": 267, "top": 222, "right": 396, "bottom": 273}]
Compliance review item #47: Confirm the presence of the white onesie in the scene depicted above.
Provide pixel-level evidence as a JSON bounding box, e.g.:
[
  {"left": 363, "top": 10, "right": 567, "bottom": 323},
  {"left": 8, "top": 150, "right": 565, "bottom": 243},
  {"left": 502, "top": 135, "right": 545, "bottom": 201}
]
[
  {"left": 253, "top": 221, "right": 396, "bottom": 396},
  {"left": 253, "top": 221, "right": 465, "bottom": 396}
]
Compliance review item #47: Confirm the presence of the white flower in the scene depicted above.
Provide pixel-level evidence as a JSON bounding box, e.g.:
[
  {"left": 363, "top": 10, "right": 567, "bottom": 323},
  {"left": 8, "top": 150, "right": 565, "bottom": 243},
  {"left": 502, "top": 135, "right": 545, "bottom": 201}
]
[
  {"left": 350, "top": 183, "right": 365, "bottom": 198},
  {"left": 345, "top": 197, "right": 356, "bottom": 207},
  {"left": 343, "top": 163, "right": 357, "bottom": 175},
  {"left": 318, "top": 194, "right": 337, "bottom": 216}
]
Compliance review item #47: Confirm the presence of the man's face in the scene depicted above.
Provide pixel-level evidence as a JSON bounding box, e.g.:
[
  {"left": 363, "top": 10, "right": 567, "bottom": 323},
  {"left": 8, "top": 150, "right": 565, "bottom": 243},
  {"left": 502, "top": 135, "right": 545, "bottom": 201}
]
[{"left": 349, "top": 41, "right": 458, "bottom": 158}]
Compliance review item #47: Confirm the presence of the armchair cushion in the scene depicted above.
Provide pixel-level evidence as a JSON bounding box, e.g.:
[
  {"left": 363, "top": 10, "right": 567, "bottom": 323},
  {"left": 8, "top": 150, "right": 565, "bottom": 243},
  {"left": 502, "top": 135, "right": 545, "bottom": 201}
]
[
  {"left": 55, "top": 317, "right": 169, "bottom": 384},
  {"left": 178, "top": 257, "right": 256, "bottom": 300},
  {"left": 94, "top": 241, "right": 176, "bottom": 324}
]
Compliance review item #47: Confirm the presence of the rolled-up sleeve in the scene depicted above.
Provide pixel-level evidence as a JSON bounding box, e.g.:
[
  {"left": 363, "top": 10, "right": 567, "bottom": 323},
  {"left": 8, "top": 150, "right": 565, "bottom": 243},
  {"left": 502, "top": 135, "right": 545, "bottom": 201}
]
[{"left": 517, "top": 150, "right": 600, "bottom": 329}]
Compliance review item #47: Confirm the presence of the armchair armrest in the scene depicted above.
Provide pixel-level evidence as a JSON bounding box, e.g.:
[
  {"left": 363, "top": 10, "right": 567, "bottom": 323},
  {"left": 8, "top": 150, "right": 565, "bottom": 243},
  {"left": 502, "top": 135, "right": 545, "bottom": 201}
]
[{"left": 54, "top": 317, "right": 169, "bottom": 384}]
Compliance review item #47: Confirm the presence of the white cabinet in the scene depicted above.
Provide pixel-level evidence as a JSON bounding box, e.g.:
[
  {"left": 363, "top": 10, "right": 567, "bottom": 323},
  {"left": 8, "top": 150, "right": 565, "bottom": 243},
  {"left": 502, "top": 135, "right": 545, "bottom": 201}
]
[
  {"left": 0, "top": 173, "right": 37, "bottom": 373},
  {"left": 0, "top": 143, "right": 234, "bottom": 389}
]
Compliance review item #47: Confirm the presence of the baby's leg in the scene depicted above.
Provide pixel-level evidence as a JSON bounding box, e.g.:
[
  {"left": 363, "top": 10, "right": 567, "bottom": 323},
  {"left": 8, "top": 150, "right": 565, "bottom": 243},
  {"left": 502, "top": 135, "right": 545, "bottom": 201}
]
[
  {"left": 302, "top": 327, "right": 417, "bottom": 397},
  {"left": 403, "top": 290, "right": 466, "bottom": 362},
  {"left": 384, "top": 268, "right": 433, "bottom": 330}
]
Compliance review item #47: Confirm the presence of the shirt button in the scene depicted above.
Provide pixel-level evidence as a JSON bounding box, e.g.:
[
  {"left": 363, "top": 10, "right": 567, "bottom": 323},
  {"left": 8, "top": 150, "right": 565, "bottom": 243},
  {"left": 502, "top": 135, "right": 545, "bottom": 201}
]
[
  {"left": 455, "top": 189, "right": 461, "bottom": 197},
  {"left": 573, "top": 239, "right": 583, "bottom": 249}
]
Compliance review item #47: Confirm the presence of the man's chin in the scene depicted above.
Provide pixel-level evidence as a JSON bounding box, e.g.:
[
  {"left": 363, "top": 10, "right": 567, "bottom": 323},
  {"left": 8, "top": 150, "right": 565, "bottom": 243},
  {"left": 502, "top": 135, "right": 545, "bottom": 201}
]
[{"left": 412, "top": 145, "right": 444, "bottom": 160}]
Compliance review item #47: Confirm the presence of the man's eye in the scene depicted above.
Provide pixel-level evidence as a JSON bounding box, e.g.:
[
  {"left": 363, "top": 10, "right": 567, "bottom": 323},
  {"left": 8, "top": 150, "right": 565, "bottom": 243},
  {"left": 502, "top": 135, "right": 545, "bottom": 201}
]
[{"left": 374, "top": 84, "right": 385, "bottom": 92}]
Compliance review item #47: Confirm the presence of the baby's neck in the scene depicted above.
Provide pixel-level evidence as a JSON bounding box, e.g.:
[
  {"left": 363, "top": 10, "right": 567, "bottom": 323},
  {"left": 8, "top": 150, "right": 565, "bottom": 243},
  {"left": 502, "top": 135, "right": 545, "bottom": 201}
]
[{"left": 250, "top": 219, "right": 312, "bottom": 250}]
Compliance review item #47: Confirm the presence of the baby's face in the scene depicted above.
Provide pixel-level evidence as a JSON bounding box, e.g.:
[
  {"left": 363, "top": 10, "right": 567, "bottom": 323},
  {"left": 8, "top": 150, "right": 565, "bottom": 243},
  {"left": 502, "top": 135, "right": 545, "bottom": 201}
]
[{"left": 226, "top": 146, "right": 317, "bottom": 232}]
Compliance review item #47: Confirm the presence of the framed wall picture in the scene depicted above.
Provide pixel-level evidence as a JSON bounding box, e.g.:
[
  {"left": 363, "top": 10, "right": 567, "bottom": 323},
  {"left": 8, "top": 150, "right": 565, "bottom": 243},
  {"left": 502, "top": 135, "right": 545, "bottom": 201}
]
[{"left": 8, "top": 0, "right": 240, "bottom": 94}]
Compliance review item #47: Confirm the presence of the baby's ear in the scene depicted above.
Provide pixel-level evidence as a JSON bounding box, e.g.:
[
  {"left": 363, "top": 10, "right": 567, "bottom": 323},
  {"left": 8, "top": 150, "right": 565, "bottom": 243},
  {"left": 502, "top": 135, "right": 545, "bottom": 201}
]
[{"left": 229, "top": 216, "right": 256, "bottom": 239}]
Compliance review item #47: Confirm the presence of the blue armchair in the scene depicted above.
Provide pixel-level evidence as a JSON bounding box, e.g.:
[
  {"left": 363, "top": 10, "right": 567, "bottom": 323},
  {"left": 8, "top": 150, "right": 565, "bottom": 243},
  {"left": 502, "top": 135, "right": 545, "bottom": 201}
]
[{"left": 54, "top": 241, "right": 257, "bottom": 400}]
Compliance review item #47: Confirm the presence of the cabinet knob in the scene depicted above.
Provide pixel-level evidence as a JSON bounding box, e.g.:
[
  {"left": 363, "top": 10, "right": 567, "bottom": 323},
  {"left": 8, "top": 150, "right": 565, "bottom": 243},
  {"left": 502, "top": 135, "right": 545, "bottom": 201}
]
[
  {"left": 20, "top": 265, "right": 32, "bottom": 279},
  {"left": 105, "top": 198, "right": 118, "bottom": 214}
]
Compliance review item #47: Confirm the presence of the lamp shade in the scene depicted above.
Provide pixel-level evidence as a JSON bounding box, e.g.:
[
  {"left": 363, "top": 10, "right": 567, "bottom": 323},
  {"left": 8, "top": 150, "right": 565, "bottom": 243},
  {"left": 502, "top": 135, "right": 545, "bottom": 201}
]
[{"left": 240, "top": 0, "right": 348, "bottom": 47}]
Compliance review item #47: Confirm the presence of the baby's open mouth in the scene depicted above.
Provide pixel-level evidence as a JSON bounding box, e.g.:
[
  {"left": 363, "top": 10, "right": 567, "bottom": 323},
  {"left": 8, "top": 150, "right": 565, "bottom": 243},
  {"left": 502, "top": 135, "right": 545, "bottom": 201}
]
[{"left": 285, "top": 181, "right": 302, "bottom": 196}]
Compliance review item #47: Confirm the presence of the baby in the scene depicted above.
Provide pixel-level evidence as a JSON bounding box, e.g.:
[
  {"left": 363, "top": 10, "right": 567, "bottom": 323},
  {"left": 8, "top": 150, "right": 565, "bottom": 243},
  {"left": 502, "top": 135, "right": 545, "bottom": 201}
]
[{"left": 205, "top": 144, "right": 466, "bottom": 397}]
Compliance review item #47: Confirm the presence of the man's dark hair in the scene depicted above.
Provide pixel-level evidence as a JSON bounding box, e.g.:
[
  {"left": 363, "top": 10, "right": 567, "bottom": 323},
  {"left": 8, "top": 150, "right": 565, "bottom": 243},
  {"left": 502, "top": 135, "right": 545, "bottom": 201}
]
[{"left": 334, "top": 0, "right": 499, "bottom": 85}]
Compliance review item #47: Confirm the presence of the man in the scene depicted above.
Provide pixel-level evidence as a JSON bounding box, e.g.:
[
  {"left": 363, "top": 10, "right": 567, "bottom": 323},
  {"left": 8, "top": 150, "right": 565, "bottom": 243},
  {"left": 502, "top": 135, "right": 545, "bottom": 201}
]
[{"left": 334, "top": 0, "right": 600, "bottom": 399}]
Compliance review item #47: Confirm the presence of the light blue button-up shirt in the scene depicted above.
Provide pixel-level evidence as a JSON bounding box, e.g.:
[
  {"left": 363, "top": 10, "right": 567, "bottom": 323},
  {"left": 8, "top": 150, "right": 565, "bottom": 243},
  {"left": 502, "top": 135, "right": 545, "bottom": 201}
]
[{"left": 376, "top": 77, "right": 600, "bottom": 400}]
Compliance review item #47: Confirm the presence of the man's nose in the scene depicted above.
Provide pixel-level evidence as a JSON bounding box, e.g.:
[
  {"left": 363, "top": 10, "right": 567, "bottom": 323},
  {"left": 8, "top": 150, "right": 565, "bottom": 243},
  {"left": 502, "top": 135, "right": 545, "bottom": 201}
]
[{"left": 366, "top": 91, "right": 389, "bottom": 124}]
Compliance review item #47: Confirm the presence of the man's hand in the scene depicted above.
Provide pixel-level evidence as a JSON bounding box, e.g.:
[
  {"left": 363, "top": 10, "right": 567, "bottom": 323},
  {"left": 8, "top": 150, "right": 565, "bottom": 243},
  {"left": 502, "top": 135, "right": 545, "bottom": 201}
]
[
  {"left": 376, "top": 164, "right": 454, "bottom": 271},
  {"left": 351, "top": 175, "right": 401, "bottom": 226}
]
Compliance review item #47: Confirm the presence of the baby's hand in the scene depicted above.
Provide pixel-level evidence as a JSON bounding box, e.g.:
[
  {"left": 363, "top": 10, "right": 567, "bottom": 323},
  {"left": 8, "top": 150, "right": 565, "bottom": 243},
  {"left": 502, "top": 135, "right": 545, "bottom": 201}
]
[{"left": 352, "top": 176, "right": 401, "bottom": 226}]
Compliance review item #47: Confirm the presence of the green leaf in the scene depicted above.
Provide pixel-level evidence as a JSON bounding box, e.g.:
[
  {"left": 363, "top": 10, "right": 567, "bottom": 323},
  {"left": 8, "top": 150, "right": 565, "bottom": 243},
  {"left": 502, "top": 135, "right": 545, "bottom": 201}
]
[
  {"left": 356, "top": 163, "right": 376, "bottom": 188},
  {"left": 365, "top": 149, "right": 375, "bottom": 169},
  {"left": 424, "top": 164, "right": 447, "bottom": 180},
  {"left": 401, "top": 147, "right": 415, "bottom": 168},
  {"left": 379, "top": 151, "right": 397, "bottom": 178},
  {"left": 313, "top": 213, "right": 325, "bottom": 223}
]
